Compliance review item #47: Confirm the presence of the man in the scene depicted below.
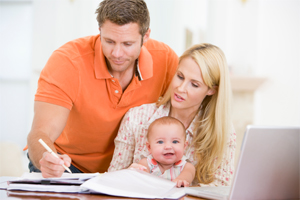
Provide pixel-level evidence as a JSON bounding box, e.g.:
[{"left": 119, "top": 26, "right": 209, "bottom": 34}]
[{"left": 27, "top": 0, "right": 178, "bottom": 178}]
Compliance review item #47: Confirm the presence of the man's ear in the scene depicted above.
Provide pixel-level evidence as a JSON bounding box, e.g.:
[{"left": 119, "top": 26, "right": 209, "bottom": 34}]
[
  {"left": 142, "top": 28, "right": 151, "bottom": 44},
  {"left": 207, "top": 86, "right": 218, "bottom": 96},
  {"left": 146, "top": 141, "right": 151, "bottom": 153}
]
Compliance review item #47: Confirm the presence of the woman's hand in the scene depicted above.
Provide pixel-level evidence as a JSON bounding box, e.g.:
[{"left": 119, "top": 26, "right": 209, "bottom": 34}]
[
  {"left": 129, "top": 158, "right": 150, "bottom": 172},
  {"left": 129, "top": 163, "right": 148, "bottom": 171}
]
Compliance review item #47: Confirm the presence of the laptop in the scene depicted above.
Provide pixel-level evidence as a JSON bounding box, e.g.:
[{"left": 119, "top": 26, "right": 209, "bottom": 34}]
[{"left": 185, "top": 125, "right": 300, "bottom": 200}]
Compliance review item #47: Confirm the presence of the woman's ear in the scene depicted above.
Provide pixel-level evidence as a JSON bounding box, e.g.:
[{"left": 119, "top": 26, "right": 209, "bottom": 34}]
[{"left": 207, "top": 86, "right": 218, "bottom": 96}]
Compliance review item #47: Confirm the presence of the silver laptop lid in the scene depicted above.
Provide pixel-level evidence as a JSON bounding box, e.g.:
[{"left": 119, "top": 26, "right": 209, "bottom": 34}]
[{"left": 230, "top": 125, "right": 300, "bottom": 200}]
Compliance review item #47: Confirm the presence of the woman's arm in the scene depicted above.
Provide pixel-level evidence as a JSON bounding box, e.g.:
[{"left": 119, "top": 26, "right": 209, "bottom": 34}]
[
  {"left": 108, "top": 112, "right": 136, "bottom": 172},
  {"left": 173, "top": 162, "right": 195, "bottom": 187}
]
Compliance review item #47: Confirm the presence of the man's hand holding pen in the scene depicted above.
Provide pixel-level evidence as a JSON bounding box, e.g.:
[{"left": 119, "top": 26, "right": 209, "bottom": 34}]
[{"left": 39, "top": 152, "right": 72, "bottom": 178}]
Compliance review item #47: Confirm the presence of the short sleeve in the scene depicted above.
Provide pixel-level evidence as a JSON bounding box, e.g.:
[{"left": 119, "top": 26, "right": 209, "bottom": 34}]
[{"left": 35, "top": 50, "right": 80, "bottom": 110}]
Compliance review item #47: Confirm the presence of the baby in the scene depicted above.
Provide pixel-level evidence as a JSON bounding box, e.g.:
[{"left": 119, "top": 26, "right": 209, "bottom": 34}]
[{"left": 130, "top": 116, "right": 195, "bottom": 187}]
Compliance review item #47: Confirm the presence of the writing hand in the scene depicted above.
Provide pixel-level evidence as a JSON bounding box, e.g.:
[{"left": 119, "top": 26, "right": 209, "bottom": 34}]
[{"left": 39, "top": 152, "right": 71, "bottom": 178}]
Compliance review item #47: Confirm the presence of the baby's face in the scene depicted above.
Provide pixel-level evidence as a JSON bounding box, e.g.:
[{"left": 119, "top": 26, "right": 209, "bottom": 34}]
[{"left": 147, "top": 123, "right": 187, "bottom": 165}]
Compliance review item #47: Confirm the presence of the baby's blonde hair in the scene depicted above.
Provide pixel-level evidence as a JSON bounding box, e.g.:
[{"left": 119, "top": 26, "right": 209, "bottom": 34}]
[{"left": 147, "top": 116, "right": 186, "bottom": 141}]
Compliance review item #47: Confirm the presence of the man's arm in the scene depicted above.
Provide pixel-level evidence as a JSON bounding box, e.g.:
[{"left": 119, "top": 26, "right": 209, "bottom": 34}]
[{"left": 27, "top": 101, "right": 70, "bottom": 178}]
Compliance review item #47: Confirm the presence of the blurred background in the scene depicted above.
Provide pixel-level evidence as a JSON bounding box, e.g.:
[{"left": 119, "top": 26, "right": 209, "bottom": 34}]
[{"left": 0, "top": 0, "right": 299, "bottom": 176}]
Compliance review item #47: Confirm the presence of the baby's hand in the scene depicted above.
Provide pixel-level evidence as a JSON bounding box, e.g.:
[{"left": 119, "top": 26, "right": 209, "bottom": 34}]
[
  {"left": 173, "top": 179, "right": 190, "bottom": 187},
  {"left": 129, "top": 163, "right": 148, "bottom": 172}
]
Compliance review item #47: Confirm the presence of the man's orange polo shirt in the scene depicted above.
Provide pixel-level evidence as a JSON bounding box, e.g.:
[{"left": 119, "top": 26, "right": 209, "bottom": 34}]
[{"left": 34, "top": 35, "right": 178, "bottom": 173}]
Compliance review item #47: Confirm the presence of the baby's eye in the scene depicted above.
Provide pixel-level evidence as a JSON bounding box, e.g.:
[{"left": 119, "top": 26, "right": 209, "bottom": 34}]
[
  {"left": 172, "top": 140, "right": 179, "bottom": 144},
  {"left": 157, "top": 141, "right": 163, "bottom": 144}
]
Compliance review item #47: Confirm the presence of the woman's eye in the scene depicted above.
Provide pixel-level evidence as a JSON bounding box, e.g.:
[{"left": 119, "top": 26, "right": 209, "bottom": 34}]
[{"left": 192, "top": 83, "right": 199, "bottom": 88}]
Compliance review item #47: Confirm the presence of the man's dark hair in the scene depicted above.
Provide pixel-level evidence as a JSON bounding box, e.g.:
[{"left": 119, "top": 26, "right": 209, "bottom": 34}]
[{"left": 95, "top": 0, "right": 150, "bottom": 36}]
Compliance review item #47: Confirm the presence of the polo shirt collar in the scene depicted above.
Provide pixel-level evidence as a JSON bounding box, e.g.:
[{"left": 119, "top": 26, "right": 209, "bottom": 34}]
[
  {"left": 136, "top": 45, "right": 153, "bottom": 80},
  {"left": 94, "top": 36, "right": 153, "bottom": 80}
]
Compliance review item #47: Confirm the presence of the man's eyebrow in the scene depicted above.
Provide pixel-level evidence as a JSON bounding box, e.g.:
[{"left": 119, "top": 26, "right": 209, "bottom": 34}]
[
  {"left": 102, "top": 37, "right": 113, "bottom": 40},
  {"left": 102, "top": 36, "right": 136, "bottom": 43}
]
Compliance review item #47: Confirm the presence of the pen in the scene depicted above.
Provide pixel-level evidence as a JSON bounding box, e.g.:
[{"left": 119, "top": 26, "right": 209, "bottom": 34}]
[{"left": 38, "top": 138, "right": 72, "bottom": 174}]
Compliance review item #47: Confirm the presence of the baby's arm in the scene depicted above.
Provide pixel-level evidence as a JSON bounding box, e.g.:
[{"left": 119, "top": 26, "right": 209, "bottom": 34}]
[
  {"left": 173, "top": 162, "right": 195, "bottom": 187},
  {"left": 129, "top": 158, "right": 150, "bottom": 173}
]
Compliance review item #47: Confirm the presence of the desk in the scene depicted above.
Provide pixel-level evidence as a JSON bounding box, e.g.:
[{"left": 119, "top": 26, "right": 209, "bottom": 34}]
[{"left": 0, "top": 177, "right": 204, "bottom": 200}]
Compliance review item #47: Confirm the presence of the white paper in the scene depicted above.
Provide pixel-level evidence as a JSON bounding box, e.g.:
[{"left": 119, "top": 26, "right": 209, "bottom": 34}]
[
  {"left": 6, "top": 172, "right": 100, "bottom": 193},
  {"left": 20, "top": 172, "right": 99, "bottom": 181},
  {"left": 0, "top": 177, "right": 18, "bottom": 189},
  {"left": 163, "top": 187, "right": 186, "bottom": 199},
  {"left": 9, "top": 172, "right": 100, "bottom": 185},
  {"left": 185, "top": 186, "right": 229, "bottom": 200},
  {"left": 81, "top": 168, "right": 185, "bottom": 199},
  {"left": 3, "top": 171, "right": 187, "bottom": 199},
  {"left": 7, "top": 183, "right": 86, "bottom": 193}
]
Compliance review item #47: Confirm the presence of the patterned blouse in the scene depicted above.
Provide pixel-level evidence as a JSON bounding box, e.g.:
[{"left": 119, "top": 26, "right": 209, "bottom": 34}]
[{"left": 108, "top": 103, "right": 236, "bottom": 186}]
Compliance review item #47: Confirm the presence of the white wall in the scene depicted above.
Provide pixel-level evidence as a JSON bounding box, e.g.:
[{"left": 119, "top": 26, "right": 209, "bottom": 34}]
[
  {"left": 0, "top": 0, "right": 34, "bottom": 175},
  {"left": 202, "top": 0, "right": 300, "bottom": 126},
  {"left": 254, "top": 0, "right": 300, "bottom": 126},
  {"left": 146, "top": 0, "right": 208, "bottom": 56},
  {"left": 206, "top": 0, "right": 260, "bottom": 75},
  {"left": 0, "top": 1, "right": 33, "bottom": 150}
]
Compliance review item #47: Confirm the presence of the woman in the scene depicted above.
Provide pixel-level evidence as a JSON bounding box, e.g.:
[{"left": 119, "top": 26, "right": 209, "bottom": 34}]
[{"left": 108, "top": 43, "right": 236, "bottom": 186}]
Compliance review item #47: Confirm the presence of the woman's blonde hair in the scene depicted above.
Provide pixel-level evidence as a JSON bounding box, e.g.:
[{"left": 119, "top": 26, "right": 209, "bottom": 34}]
[{"left": 157, "top": 43, "right": 232, "bottom": 184}]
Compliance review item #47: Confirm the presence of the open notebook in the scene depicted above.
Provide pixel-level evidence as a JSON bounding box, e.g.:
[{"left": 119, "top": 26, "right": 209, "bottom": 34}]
[{"left": 185, "top": 125, "right": 300, "bottom": 200}]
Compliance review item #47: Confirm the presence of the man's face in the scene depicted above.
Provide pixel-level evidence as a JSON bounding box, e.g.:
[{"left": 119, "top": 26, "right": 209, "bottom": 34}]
[{"left": 100, "top": 20, "right": 149, "bottom": 75}]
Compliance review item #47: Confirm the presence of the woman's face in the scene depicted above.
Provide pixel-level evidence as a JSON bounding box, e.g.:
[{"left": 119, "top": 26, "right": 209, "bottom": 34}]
[{"left": 170, "top": 56, "right": 214, "bottom": 114}]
